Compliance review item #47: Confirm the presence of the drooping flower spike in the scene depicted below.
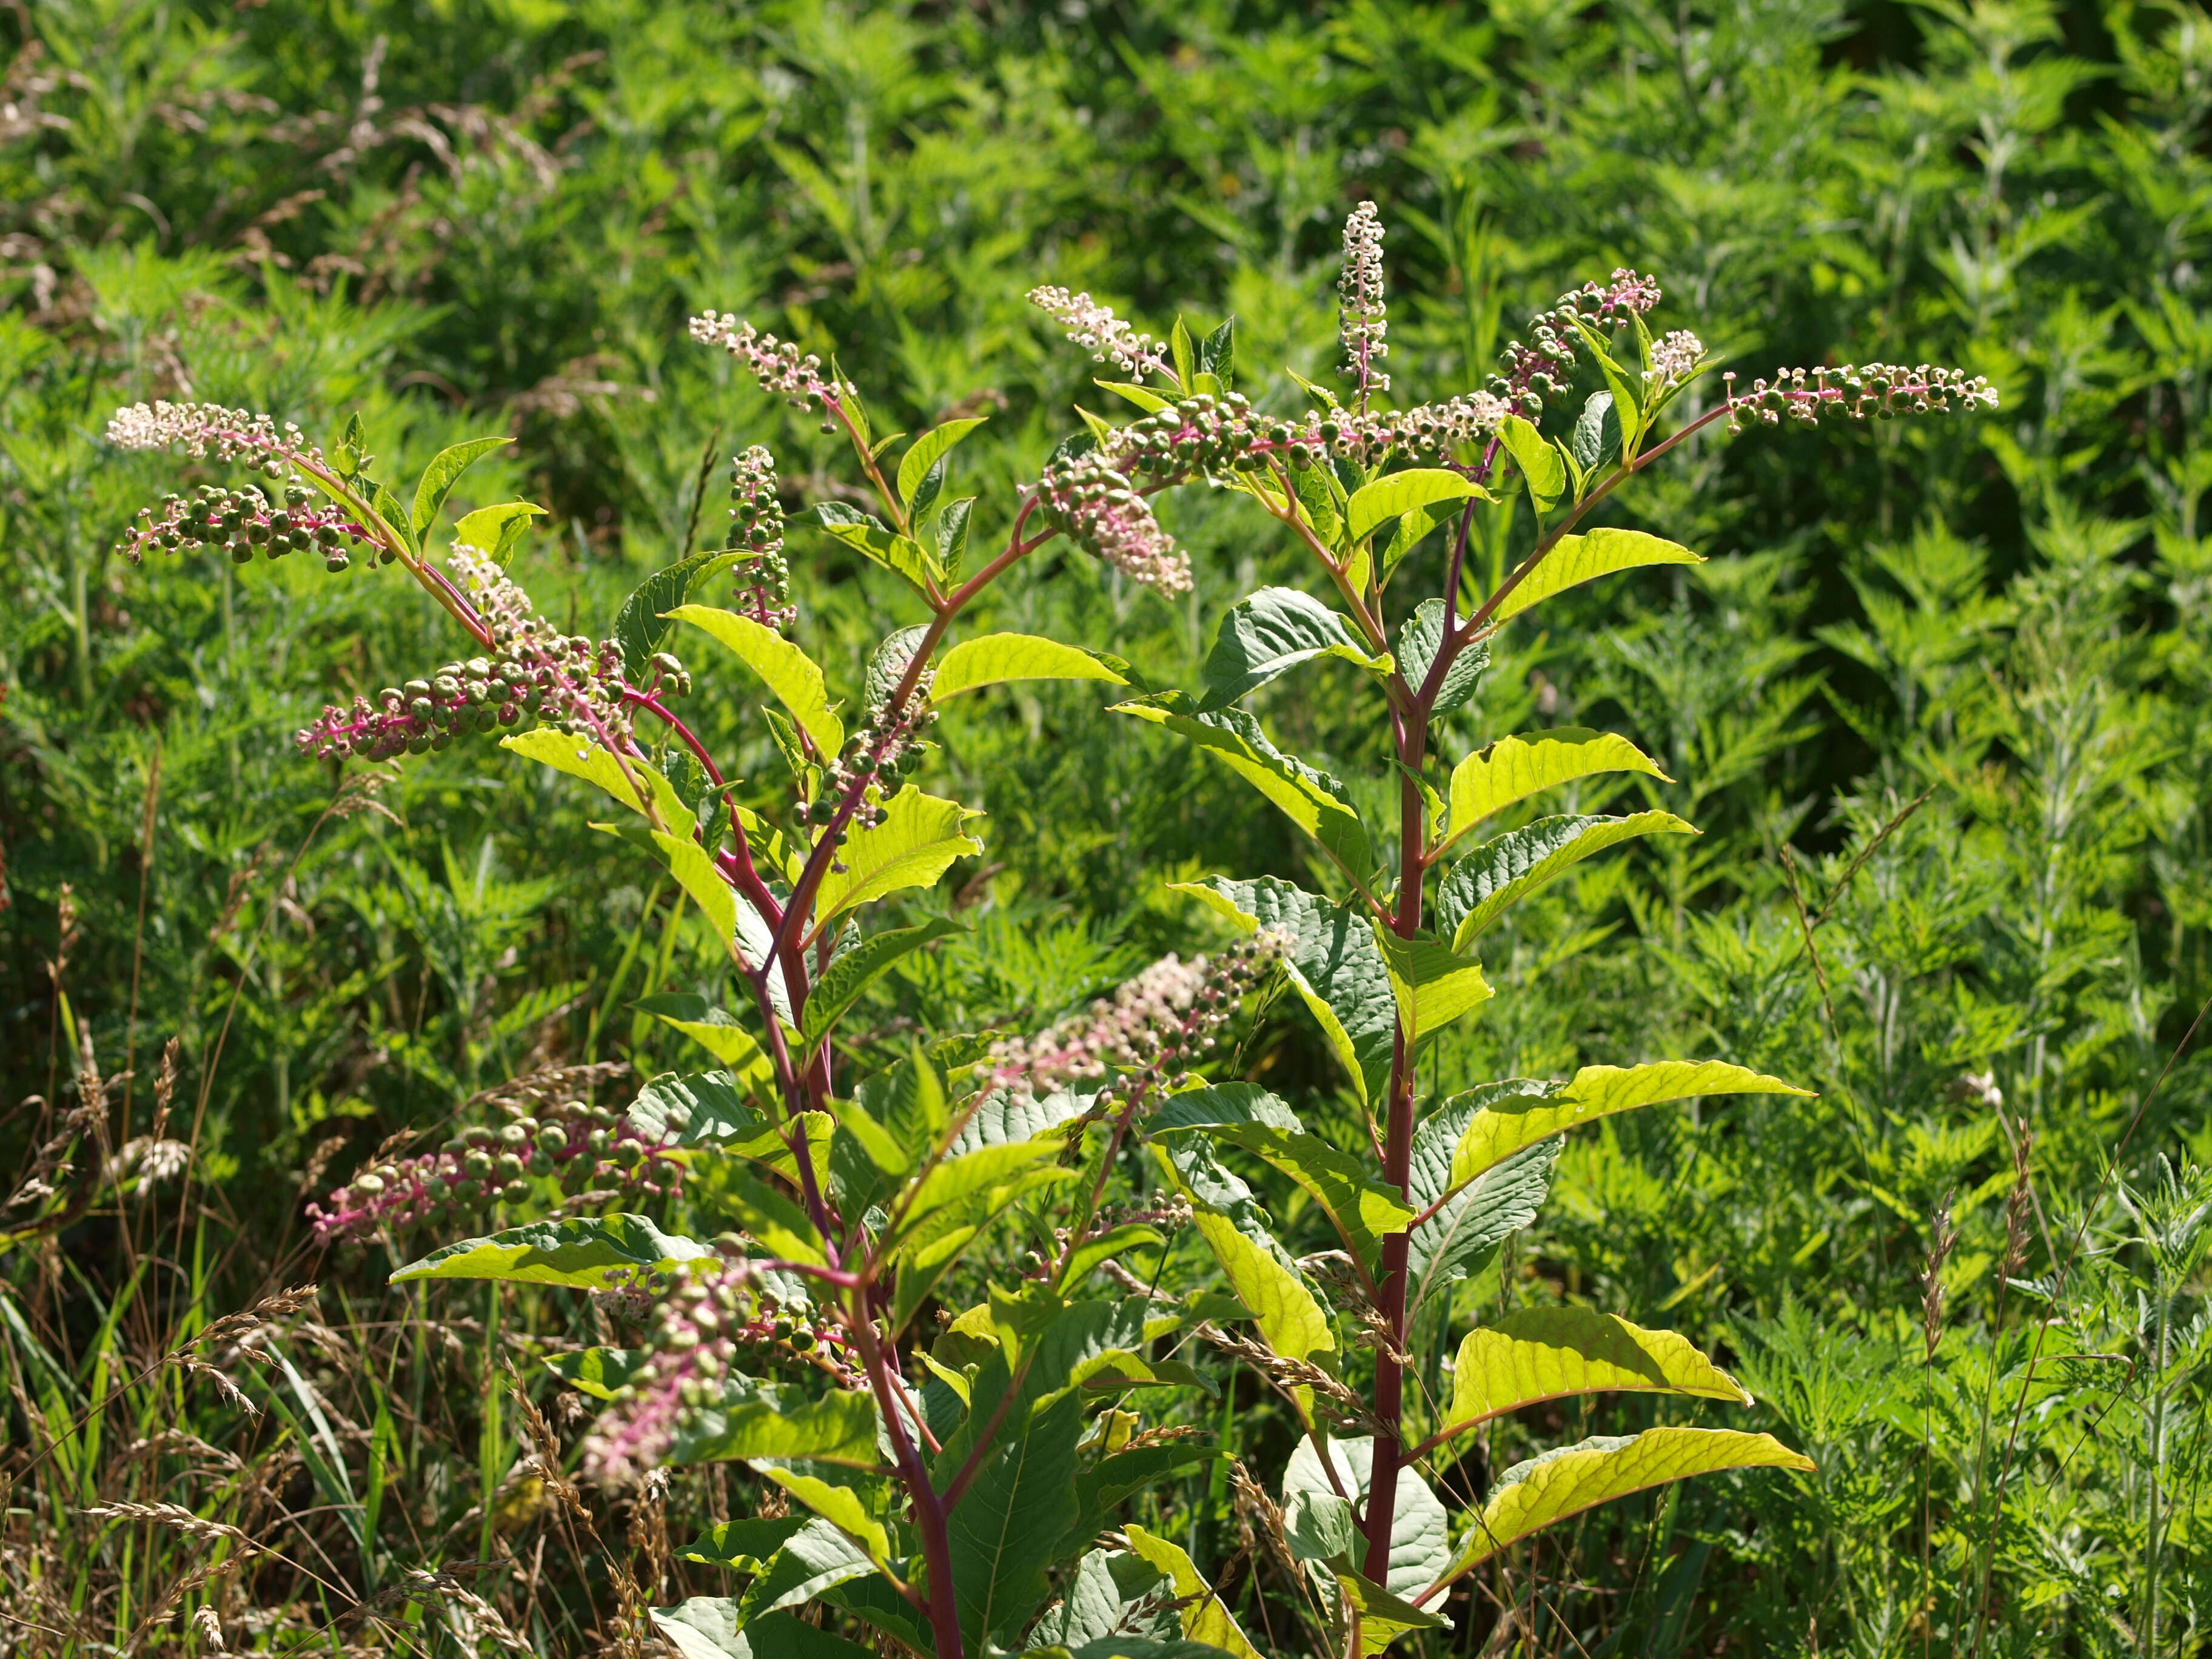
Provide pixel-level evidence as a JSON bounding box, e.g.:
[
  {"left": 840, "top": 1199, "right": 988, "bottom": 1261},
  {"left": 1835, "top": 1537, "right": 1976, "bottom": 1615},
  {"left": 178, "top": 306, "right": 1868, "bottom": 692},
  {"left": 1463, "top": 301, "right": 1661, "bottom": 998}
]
[{"left": 1027, "top": 286, "right": 1173, "bottom": 379}]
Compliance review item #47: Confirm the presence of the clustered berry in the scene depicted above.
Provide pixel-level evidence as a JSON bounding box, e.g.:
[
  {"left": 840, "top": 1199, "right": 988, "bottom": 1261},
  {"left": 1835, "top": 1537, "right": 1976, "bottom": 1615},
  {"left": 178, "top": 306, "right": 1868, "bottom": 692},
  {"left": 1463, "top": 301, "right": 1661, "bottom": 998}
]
[
  {"left": 982, "top": 933, "right": 1287, "bottom": 1107},
  {"left": 689, "top": 313, "right": 838, "bottom": 415},
  {"left": 1036, "top": 452, "right": 1194, "bottom": 596},
  {"left": 1100, "top": 389, "right": 1508, "bottom": 481},
  {"left": 1721, "top": 362, "right": 1999, "bottom": 431},
  {"left": 118, "top": 481, "right": 378, "bottom": 572},
  {"left": 1027, "top": 285, "right": 1174, "bottom": 379},
  {"left": 307, "top": 1093, "right": 686, "bottom": 1244},
  {"left": 726, "top": 445, "right": 796, "bottom": 631},
  {"left": 580, "top": 1253, "right": 862, "bottom": 1486},
  {"left": 1338, "top": 199, "right": 1391, "bottom": 404},
  {"left": 810, "top": 674, "right": 937, "bottom": 836},
  {"left": 1490, "top": 268, "right": 1664, "bottom": 420}
]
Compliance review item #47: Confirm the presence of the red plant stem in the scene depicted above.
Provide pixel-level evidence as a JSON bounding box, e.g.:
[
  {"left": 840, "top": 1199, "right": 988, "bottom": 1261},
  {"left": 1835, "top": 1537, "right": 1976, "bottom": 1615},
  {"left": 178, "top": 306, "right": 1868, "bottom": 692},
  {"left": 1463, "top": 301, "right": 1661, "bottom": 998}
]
[{"left": 846, "top": 1293, "right": 965, "bottom": 1657}]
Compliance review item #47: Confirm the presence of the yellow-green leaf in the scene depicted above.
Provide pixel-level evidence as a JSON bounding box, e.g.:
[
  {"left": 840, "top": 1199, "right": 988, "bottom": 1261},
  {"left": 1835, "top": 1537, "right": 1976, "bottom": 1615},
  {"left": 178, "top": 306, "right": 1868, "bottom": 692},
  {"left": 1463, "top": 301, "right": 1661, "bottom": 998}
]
[
  {"left": 652, "top": 830, "right": 736, "bottom": 951},
  {"left": 1157, "top": 1150, "right": 1334, "bottom": 1370},
  {"left": 1450, "top": 1061, "right": 1812, "bottom": 1187},
  {"left": 1346, "top": 469, "right": 1490, "bottom": 544},
  {"left": 501, "top": 729, "right": 694, "bottom": 834},
  {"left": 755, "top": 1466, "right": 894, "bottom": 1564},
  {"left": 1335, "top": 1569, "right": 1449, "bottom": 1655},
  {"left": 1438, "top": 1309, "right": 1750, "bottom": 1444},
  {"left": 1443, "top": 812, "right": 1695, "bottom": 950},
  {"left": 1195, "top": 1123, "right": 1414, "bottom": 1274},
  {"left": 1490, "top": 528, "right": 1703, "bottom": 625},
  {"left": 390, "top": 1216, "right": 716, "bottom": 1289},
  {"left": 809, "top": 786, "right": 985, "bottom": 930},
  {"left": 1122, "top": 1525, "right": 1264, "bottom": 1659},
  {"left": 931, "top": 633, "right": 1129, "bottom": 702},
  {"left": 1443, "top": 729, "right": 1668, "bottom": 854},
  {"left": 897, "top": 417, "right": 990, "bottom": 506},
  {"left": 1372, "top": 928, "right": 1492, "bottom": 1042},
  {"left": 671, "top": 605, "right": 844, "bottom": 757}
]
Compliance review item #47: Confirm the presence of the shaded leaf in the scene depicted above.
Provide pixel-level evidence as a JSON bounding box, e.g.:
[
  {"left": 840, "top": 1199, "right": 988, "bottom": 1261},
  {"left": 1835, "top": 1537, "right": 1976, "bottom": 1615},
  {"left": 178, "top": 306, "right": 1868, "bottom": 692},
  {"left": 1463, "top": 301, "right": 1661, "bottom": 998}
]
[
  {"left": 1118, "top": 705, "right": 1371, "bottom": 877},
  {"left": 1195, "top": 588, "right": 1388, "bottom": 712}
]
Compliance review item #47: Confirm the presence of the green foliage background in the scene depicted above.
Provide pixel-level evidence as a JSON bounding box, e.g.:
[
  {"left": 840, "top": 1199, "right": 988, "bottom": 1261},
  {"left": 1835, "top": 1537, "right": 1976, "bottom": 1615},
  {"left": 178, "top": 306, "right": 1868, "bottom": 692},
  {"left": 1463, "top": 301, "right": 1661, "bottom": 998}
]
[{"left": 8, "top": 0, "right": 2212, "bottom": 1652}]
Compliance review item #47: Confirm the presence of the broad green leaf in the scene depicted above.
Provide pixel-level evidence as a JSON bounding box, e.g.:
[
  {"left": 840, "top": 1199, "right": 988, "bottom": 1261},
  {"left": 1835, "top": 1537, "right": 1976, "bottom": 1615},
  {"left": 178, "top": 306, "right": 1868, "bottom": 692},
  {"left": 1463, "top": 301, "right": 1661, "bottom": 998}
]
[
  {"left": 886, "top": 1171, "right": 1074, "bottom": 1333},
  {"left": 633, "top": 996, "right": 776, "bottom": 1093},
  {"left": 1200, "top": 315, "right": 1236, "bottom": 381},
  {"left": 810, "top": 786, "right": 985, "bottom": 928},
  {"left": 822, "top": 1575, "right": 934, "bottom": 1654},
  {"left": 704, "top": 1164, "right": 829, "bottom": 1265},
  {"left": 948, "top": 1387, "right": 1084, "bottom": 1651},
  {"left": 411, "top": 435, "right": 509, "bottom": 537},
  {"left": 677, "top": 1517, "right": 806, "bottom": 1570},
  {"left": 1334, "top": 1569, "right": 1449, "bottom": 1655},
  {"left": 1447, "top": 1428, "right": 1814, "bottom": 1577},
  {"left": 937, "top": 496, "right": 975, "bottom": 574},
  {"left": 1567, "top": 315, "right": 1646, "bottom": 450},
  {"left": 1498, "top": 415, "right": 1563, "bottom": 514},
  {"left": 1282, "top": 1437, "right": 1448, "bottom": 1601},
  {"left": 1035, "top": 1550, "right": 1176, "bottom": 1650},
  {"left": 893, "top": 1139, "right": 1066, "bottom": 1247},
  {"left": 452, "top": 499, "right": 545, "bottom": 567},
  {"left": 1072, "top": 1442, "right": 1219, "bottom": 1544},
  {"left": 389, "top": 1216, "right": 716, "bottom": 1289},
  {"left": 735, "top": 1518, "right": 876, "bottom": 1620},
  {"left": 1150, "top": 1083, "right": 1304, "bottom": 1136},
  {"left": 933, "top": 633, "right": 1130, "bottom": 702},
  {"left": 1121, "top": 705, "right": 1371, "bottom": 877},
  {"left": 652, "top": 1599, "right": 872, "bottom": 1659},
  {"left": 1394, "top": 600, "right": 1488, "bottom": 716},
  {"left": 1450, "top": 1061, "right": 1812, "bottom": 1186},
  {"left": 1382, "top": 497, "right": 1466, "bottom": 582},
  {"left": 1490, "top": 527, "right": 1702, "bottom": 625},
  {"left": 1170, "top": 316, "right": 1197, "bottom": 387},
  {"left": 652, "top": 830, "right": 737, "bottom": 951},
  {"left": 671, "top": 604, "right": 844, "bottom": 757},
  {"left": 1441, "top": 812, "right": 1695, "bottom": 949},
  {"left": 1283, "top": 1488, "right": 1355, "bottom": 1562},
  {"left": 1437, "top": 1309, "right": 1749, "bottom": 1445},
  {"left": 800, "top": 917, "right": 963, "bottom": 1052},
  {"left": 1370, "top": 928, "right": 1492, "bottom": 1042},
  {"left": 672, "top": 1388, "right": 880, "bottom": 1469},
  {"left": 1195, "top": 587, "right": 1389, "bottom": 712},
  {"left": 1173, "top": 876, "right": 1393, "bottom": 1107},
  {"left": 1571, "top": 390, "right": 1621, "bottom": 474},
  {"left": 502, "top": 729, "right": 694, "bottom": 834},
  {"left": 1062, "top": 1223, "right": 1165, "bottom": 1288},
  {"left": 898, "top": 417, "right": 990, "bottom": 504},
  {"left": 1407, "top": 1085, "right": 1556, "bottom": 1318},
  {"left": 755, "top": 1463, "right": 894, "bottom": 1562},
  {"left": 370, "top": 480, "right": 416, "bottom": 556},
  {"left": 1095, "top": 378, "right": 1175, "bottom": 412},
  {"left": 616, "top": 548, "right": 742, "bottom": 677},
  {"left": 1158, "top": 1151, "right": 1333, "bottom": 1370},
  {"left": 1443, "top": 729, "right": 1668, "bottom": 853},
  {"left": 1122, "top": 1525, "right": 1262, "bottom": 1659},
  {"left": 544, "top": 1347, "right": 646, "bottom": 1401},
  {"left": 951, "top": 1087, "right": 1090, "bottom": 1155},
  {"left": 1196, "top": 1123, "right": 1413, "bottom": 1274},
  {"left": 1345, "top": 469, "right": 1489, "bottom": 545},
  {"left": 807, "top": 503, "right": 936, "bottom": 591}
]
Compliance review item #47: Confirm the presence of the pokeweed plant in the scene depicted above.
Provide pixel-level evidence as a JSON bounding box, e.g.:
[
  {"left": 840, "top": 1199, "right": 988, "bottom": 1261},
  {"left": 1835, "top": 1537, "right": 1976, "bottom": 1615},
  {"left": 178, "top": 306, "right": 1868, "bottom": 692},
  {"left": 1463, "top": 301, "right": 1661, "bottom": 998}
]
[{"left": 106, "top": 206, "right": 1994, "bottom": 1658}]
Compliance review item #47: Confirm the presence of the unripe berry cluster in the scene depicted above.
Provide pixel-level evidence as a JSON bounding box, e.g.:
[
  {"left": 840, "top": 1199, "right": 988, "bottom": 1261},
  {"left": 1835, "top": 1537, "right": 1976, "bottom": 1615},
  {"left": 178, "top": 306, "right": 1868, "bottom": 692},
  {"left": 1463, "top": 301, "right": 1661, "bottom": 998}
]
[
  {"left": 1037, "top": 453, "right": 1193, "bottom": 597},
  {"left": 1721, "top": 363, "right": 1998, "bottom": 431},
  {"left": 306, "top": 1093, "right": 686, "bottom": 1244},
  {"left": 689, "top": 313, "right": 837, "bottom": 413},
  {"left": 983, "top": 932, "right": 1286, "bottom": 1105},
  {"left": 811, "top": 676, "right": 937, "bottom": 836},
  {"left": 118, "top": 481, "right": 377, "bottom": 572},
  {"left": 1490, "top": 269, "right": 1664, "bottom": 420},
  {"left": 580, "top": 1253, "right": 859, "bottom": 1485},
  {"left": 1101, "top": 390, "right": 1507, "bottom": 481},
  {"left": 726, "top": 446, "right": 796, "bottom": 631}
]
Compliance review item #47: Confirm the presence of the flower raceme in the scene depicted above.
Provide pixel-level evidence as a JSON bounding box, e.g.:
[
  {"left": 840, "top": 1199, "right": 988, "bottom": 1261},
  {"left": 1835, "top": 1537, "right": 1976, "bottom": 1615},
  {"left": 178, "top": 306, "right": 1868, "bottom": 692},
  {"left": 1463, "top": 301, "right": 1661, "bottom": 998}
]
[
  {"left": 107, "top": 399, "right": 323, "bottom": 475},
  {"left": 121, "top": 480, "right": 377, "bottom": 573},
  {"left": 1338, "top": 199, "right": 1391, "bottom": 403},
  {"left": 1722, "top": 361, "right": 1998, "bottom": 429},
  {"left": 1027, "top": 285, "right": 1173, "bottom": 379},
  {"left": 725, "top": 444, "right": 795, "bottom": 631}
]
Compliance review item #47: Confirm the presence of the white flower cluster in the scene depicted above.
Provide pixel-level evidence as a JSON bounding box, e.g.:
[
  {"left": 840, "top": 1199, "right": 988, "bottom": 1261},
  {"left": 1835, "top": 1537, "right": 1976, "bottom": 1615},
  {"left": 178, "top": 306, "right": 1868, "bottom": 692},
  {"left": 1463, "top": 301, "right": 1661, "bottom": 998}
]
[
  {"left": 1338, "top": 200, "right": 1390, "bottom": 399},
  {"left": 1028, "top": 286, "right": 1171, "bottom": 378},
  {"left": 1647, "top": 329, "right": 1706, "bottom": 389},
  {"left": 689, "top": 313, "right": 836, "bottom": 410},
  {"left": 106, "top": 400, "right": 320, "bottom": 477}
]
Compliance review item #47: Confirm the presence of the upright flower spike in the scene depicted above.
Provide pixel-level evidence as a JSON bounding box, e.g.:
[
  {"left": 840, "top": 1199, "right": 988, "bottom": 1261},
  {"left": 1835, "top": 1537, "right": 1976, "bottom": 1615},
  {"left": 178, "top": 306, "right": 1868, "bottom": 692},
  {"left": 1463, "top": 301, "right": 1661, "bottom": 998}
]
[
  {"left": 1339, "top": 200, "right": 1391, "bottom": 407},
  {"left": 1027, "top": 286, "right": 1173, "bottom": 379},
  {"left": 1490, "top": 269, "right": 1666, "bottom": 420},
  {"left": 1036, "top": 452, "right": 1193, "bottom": 596},
  {"left": 1647, "top": 330, "right": 1708, "bottom": 392}
]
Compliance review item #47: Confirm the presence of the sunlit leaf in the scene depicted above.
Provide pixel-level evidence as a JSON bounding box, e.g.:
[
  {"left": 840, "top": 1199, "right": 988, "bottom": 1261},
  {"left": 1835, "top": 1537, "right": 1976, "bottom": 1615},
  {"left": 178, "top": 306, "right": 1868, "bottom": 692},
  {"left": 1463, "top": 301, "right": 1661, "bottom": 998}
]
[
  {"left": 933, "top": 633, "right": 1130, "bottom": 702},
  {"left": 389, "top": 1216, "right": 716, "bottom": 1289},
  {"left": 1489, "top": 527, "right": 1702, "bottom": 624},
  {"left": 1441, "top": 812, "right": 1695, "bottom": 948},
  {"left": 1441, "top": 729, "right": 1668, "bottom": 855},
  {"left": 1436, "top": 1308, "right": 1750, "bottom": 1446},
  {"left": 671, "top": 604, "right": 844, "bottom": 757}
]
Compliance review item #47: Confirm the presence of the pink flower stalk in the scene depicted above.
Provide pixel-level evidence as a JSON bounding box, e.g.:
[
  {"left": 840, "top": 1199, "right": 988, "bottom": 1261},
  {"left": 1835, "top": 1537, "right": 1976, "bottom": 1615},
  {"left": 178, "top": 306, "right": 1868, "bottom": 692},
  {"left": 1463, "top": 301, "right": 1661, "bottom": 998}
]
[
  {"left": 689, "top": 313, "right": 838, "bottom": 412},
  {"left": 306, "top": 1096, "right": 685, "bottom": 1244},
  {"left": 726, "top": 445, "right": 796, "bottom": 631},
  {"left": 106, "top": 400, "right": 324, "bottom": 476},
  {"left": 982, "top": 933, "right": 1285, "bottom": 1104},
  {"left": 1721, "top": 362, "right": 1998, "bottom": 431},
  {"left": 1027, "top": 286, "right": 1173, "bottom": 379},
  {"left": 1339, "top": 201, "right": 1391, "bottom": 405},
  {"left": 118, "top": 480, "right": 378, "bottom": 572},
  {"left": 580, "top": 1259, "right": 862, "bottom": 1485},
  {"left": 1037, "top": 453, "right": 1193, "bottom": 596}
]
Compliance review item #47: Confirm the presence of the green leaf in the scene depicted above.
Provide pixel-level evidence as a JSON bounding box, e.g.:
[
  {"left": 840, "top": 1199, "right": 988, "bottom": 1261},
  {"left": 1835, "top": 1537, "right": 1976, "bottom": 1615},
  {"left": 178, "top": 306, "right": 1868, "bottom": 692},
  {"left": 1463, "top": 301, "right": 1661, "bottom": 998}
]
[
  {"left": 937, "top": 496, "right": 975, "bottom": 575},
  {"left": 933, "top": 633, "right": 1130, "bottom": 702},
  {"left": 948, "top": 1387, "right": 1085, "bottom": 1651},
  {"left": 1567, "top": 315, "right": 1645, "bottom": 451},
  {"left": 800, "top": 917, "right": 964, "bottom": 1053},
  {"left": 1173, "top": 876, "right": 1393, "bottom": 1108},
  {"left": 1442, "top": 729, "right": 1668, "bottom": 856},
  {"left": 1370, "top": 928, "right": 1492, "bottom": 1042},
  {"left": 1095, "top": 378, "right": 1175, "bottom": 412},
  {"left": 677, "top": 1517, "right": 807, "bottom": 1570},
  {"left": 617, "top": 548, "right": 742, "bottom": 678},
  {"left": 1394, "top": 600, "right": 1488, "bottom": 716},
  {"left": 891, "top": 1139, "right": 1067, "bottom": 1248},
  {"left": 1170, "top": 317, "right": 1196, "bottom": 388},
  {"left": 1450, "top": 1061, "right": 1813, "bottom": 1186},
  {"left": 1149, "top": 1083, "right": 1304, "bottom": 1136},
  {"left": 411, "top": 436, "right": 509, "bottom": 538},
  {"left": 1158, "top": 1151, "right": 1333, "bottom": 1369},
  {"left": 544, "top": 1347, "right": 648, "bottom": 1400},
  {"left": 1440, "top": 812, "right": 1696, "bottom": 949},
  {"left": 452, "top": 500, "right": 545, "bottom": 567},
  {"left": 1498, "top": 415, "right": 1563, "bottom": 515},
  {"left": 370, "top": 480, "right": 417, "bottom": 556},
  {"left": 806, "top": 500, "right": 937, "bottom": 589},
  {"left": 652, "top": 1598, "right": 873, "bottom": 1659},
  {"left": 1407, "top": 1087, "right": 1556, "bottom": 1318},
  {"left": 1490, "top": 527, "right": 1703, "bottom": 625},
  {"left": 633, "top": 997, "right": 776, "bottom": 1093},
  {"left": 705, "top": 1165, "right": 829, "bottom": 1265},
  {"left": 1072, "top": 1444, "right": 1219, "bottom": 1546},
  {"left": 389, "top": 1216, "right": 716, "bottom": 1289},
  {"left": 652, "top": 829, "right": 736, "bottom": 953},
  {"left": 1571, "top": 390, "right": 1621, "bottom": 474},
  {"left": 898, "top": 417, "right": 990, "bottom": 506},
  {"left": 1345, "top": 470, "right": 1489, "bottom": 545},
  {"left": 810, "top": 786, "right": 986, "bottom": 930},
  {"left": 1196, "top": 1124, "right": 1413, "bottom": 1274},
  {"left": 1034, "top": 1549, "right": 1176, "bottom": 1650},
  {"left": 1121, "top": 1525, "right": 1262, "bottom": 1659},
  {"left": 1283, "top": 1488, "right": 1355, "bottom": 1563},
  {"left": 1196, "top": 588, "right": 1389, "bottom": 712},
  {"left": 1118, "top": 705, "right": 1372, "bottom": 878},
  {"left": 1382, "top": 497, "right": 1467, "bottom": 583},
  {"left": 754, "top": 1463, "right": 896, "bottom": 1563},
  {"left": 1333, "top": 1569, "right": 1450, "bottom": 1655},
  {"left": 501, "top": 728, "right": 694, "bottom": 834},
  {"left": 1282, "top": 1437, "right": 1448, "bottom": 1600},
  {"left": 736, "top": 1517, "right": 876, "bottom": 1620},
  {"left": 1436, "top": 1309, "right": 1749, "bottom": 1446},
  {"left": 1199, "top": 315, "right": 1236, "bottom": 382},
  {"left": 672, "top": 1388, "right": 881, "bottom": 1469},
  {"left": 1447, "top": 1428, "right": 1814, "bottom": 1578},
  {"left": 672, "top": 604, "right": 845, "bottom": 757}
]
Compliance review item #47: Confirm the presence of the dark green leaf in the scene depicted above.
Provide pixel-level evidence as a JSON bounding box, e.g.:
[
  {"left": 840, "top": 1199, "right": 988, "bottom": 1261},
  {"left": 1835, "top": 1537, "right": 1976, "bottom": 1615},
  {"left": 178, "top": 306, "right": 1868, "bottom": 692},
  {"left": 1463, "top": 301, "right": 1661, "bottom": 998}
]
[
  {"left": 1438, "top": 812, "right": 1696, "bottom": 947},
  {"left": 1196, "top": 587, "right": 1389, "bottom": 711},
  {"left": 1395, "top": 600, "right": 1489, "bottom": 716},
  {"left": 411, "top": 435, "right": 509, "bottom": 538},
  {"left": 801, "top": 917, "right": 964, "bottom": 1052}
]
